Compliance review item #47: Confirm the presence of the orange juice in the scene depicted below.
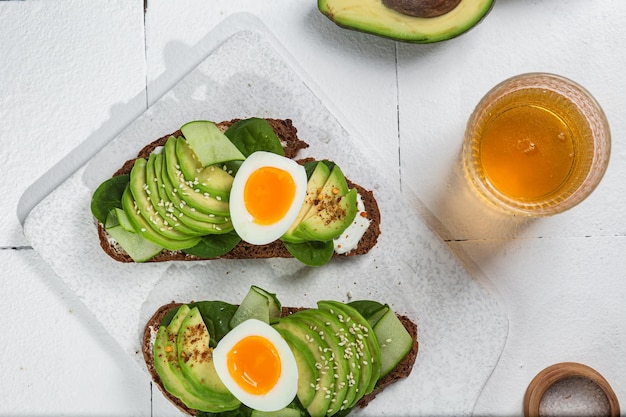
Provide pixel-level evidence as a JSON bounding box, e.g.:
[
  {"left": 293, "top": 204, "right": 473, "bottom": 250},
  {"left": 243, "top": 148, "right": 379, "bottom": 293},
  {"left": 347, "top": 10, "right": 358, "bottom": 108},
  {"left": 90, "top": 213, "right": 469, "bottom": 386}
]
[{"left": 463, "top": 73, "right": 610, "bottom": 216}]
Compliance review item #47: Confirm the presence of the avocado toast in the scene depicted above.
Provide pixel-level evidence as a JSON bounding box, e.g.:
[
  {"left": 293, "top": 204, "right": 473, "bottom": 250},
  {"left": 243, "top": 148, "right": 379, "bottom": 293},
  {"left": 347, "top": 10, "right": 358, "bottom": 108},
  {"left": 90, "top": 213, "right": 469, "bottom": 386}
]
[
  {"left": 142, "top": 286, "right": 418, "bottom": 416},
  {"left": 91, "top": 118, "right": 381, "bottom": 266}
]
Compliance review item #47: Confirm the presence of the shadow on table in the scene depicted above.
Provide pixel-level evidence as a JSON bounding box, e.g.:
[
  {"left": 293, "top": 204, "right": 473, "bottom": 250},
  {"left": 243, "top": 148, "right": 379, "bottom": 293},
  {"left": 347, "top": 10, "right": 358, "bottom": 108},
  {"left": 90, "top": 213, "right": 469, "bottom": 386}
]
[{"left": 411, "top": 146, "right": 536, "bottom": 246}]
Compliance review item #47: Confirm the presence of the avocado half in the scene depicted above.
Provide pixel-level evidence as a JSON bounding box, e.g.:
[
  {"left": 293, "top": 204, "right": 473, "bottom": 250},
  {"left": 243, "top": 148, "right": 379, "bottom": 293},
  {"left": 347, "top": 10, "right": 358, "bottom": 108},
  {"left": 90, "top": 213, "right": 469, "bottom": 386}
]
[{"left": 318, "top": 0, "right": 495, "bottom": 43}]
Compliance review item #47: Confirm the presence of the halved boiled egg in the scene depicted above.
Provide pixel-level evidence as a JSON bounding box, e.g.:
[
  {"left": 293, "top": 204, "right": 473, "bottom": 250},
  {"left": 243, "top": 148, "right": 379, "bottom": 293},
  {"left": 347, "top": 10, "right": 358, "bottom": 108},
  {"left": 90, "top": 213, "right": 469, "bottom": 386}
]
[
  {"left": 213, "top": 319, "right": 298, "bottom": 412},
  {"left": 229, "top": 151, "right": 307, "bottom": 245}
]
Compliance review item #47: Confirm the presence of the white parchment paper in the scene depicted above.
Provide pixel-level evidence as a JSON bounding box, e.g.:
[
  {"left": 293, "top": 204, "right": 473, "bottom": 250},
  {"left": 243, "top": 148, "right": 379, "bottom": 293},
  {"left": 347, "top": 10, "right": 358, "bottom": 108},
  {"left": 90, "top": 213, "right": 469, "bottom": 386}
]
[{"left": 23, "top": 15, "right": 507, "bottom": 416}]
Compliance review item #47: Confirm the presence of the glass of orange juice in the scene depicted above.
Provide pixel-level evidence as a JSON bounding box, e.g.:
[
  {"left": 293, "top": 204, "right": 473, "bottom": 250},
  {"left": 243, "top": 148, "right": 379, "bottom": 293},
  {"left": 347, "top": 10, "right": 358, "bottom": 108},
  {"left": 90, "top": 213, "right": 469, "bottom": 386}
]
[{"left": 463, "top": 73, "right": 610, "bottom": 216}]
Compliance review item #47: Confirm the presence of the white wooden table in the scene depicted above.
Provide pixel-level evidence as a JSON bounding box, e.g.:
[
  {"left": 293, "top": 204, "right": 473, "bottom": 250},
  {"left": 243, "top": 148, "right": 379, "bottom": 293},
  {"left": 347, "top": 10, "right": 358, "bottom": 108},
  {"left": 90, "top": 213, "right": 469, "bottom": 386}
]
[{"left": 2, "top": 1, "right": 625, "bottom": 415}]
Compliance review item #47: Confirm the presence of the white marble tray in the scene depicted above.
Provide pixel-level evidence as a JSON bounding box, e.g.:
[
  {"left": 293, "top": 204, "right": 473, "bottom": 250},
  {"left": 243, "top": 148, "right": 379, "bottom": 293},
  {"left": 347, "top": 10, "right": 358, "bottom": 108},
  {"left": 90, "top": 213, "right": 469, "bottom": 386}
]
[{"left": 21, "top": 13, "right": 507, "bottom": 416}]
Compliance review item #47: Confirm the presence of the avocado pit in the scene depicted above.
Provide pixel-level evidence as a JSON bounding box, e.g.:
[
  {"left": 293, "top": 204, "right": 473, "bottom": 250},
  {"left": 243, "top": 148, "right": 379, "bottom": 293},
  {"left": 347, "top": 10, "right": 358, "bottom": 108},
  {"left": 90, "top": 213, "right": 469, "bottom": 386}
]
[{"left": 382, "top": 0, "right": 462, "bottom": 18}]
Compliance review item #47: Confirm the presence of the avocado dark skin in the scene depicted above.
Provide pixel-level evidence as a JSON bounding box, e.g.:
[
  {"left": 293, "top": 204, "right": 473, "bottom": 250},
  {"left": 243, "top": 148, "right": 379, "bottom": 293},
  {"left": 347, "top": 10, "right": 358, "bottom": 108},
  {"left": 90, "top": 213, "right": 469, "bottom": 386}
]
[{"left": 382, "top": 0, "right": 461, "bottom": 18}]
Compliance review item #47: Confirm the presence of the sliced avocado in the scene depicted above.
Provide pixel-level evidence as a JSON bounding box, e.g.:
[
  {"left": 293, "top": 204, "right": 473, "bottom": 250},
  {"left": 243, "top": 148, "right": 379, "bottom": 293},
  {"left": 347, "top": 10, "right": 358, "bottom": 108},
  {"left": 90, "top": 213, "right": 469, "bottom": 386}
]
[
  {"left": 180, "top": 120, "right": 245, "bottom": 166},
  {"left": 372, "top": 307, "right": 414, "bottom": 377},
  {"left": 318, "top": 0, "right": 493, "bottom": 43},
  {"left": 145, "top": 153, "right": 203, "bottom": 237},
  {"left": 113, "top": 207, "right": 135, "bottom": 233},
  {"left": 163, "top": 136, "right": 231, "bottom": 218},
  {"left": 282, "top": 161, "right": 331, "bottom": 243},
  {"left": 129, "top": 158, "right": 201, "bottom": 242},
  {"left": 291, "top": 310, "right": 351, "bottom": 416},
  {"left": 273, "top": 317, "right": 335, "bottom": 417},
  {"left": 294, "top": 165, "right": 358, "bottom": 242},
  {"left": 104, "top": 208, "right": 163, "bottom": 262},
  {"left": 309, "top": 308, "right": 362, "bottom": 412},
  {"left": 175, "top": 137, "right": 234, "bottom": 200},
  {"left": 273, "top": 326, "right": 319, "bottom": 409},
  {"left": 121, "top": 184, "right": 201, "bottom": 251},
  {"left": 317, "top": 301, "right": 381, "bottom": 400},
  {"left": 157, "top": 152, "right": 233, "bottom": 233},
  {"left": 176, "top": 306, "right": 241, "bottom": 409},
  {"left": 153, "top": 306, "right": 226, "bottom": 411}
]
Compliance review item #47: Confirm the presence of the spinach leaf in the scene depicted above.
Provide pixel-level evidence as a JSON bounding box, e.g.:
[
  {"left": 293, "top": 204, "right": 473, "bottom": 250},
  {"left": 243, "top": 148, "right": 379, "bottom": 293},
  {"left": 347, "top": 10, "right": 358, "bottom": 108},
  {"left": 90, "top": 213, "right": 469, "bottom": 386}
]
[
  {"left": 191, "top": 301, "right": 239, "bottom": 347},
  {"left": 347, "top": 300, "right": 387, "bottom": 326},
  {"left": 182, "top": 232, "right": 242, "bottom": 259},
  {"left": 90, "top": 174, "right": 130, "bottom": 224},
  {"left": 283, "top": 240, "right": 334, "bottom": 267},
  {"left": 224, "top": 118, "right": 284, "bottom": 157},
  {"left": 160, "top": 306, "right": 181, "bottom": 328},
  {"left": 197, "top": 405, "right": 252, "bottom": 417},
  {"left": 159, "top": 301, "right": 236, "bottom": 347},
  {"left": 303, "top": 159, "right": 336, "bottom": 179}
]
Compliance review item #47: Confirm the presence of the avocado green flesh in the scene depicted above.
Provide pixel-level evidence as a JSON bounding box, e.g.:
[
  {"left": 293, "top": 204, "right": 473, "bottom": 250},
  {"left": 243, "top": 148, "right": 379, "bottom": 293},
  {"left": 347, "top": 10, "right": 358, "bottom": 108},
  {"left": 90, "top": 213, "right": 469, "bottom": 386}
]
[
  {"left": 317, "top": 301, "right": 381, "bottom": 397},
  {"left": 272, "top": 317, "right": 335, "bottom": 417},
  {"left": 175, "top": 137, "right": 234, "bottom": 200},
  {"left": 318, "top": 0, "right": 494, "bottom": 43},
  {"left": 282, "top": 161, "right": 331, "bottom": 243},
  {"left": 163, "top": 136, "right": 231, "bottom": 217},
  {"left": 303, "top": 308, "right": 362, "bottom": 410},
  {"left": 121, "top": 185, "right": 201, "bottom": 251},
  {"left": 130, "top": 158, "right": 202, "bottom": 242},
  {"left": 145, "top": 153, "right": 203, "bottom": 237},
  {"left": 273, "top": 326, "right": 319, "bottom": 409},
  {"left": 155, "top": 152, "right": 233, "bottom": 236},
  {"left": 153, "top": 305, "right": 230, "bottom": 411},
  {"left": 176, "top": 307, "right": 240, "bottom": 408},
  {"left": 296, "top": 188, "right": 358, "bottom": 242},
  {"left": 158, "top": 152, "right": 231, "bottom": 226},
  {"left": 293, "top": 164, "right": 358, "bottom": 242},
  {"left": 290, "top": 310, "right": 351, "bottom": 416}
]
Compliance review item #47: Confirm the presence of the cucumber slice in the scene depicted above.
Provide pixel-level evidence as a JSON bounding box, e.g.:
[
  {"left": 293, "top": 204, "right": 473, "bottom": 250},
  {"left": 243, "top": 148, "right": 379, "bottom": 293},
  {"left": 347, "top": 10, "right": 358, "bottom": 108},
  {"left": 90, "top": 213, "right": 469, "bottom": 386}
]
[
  {"left": 230, "top": 286, "right": 282, "bottom": 328},
  {"left": 104, "top": 209, "right": 163, "bottom": 262},
  {"left": 181, "top": 120, "right": 245, "bottom": 166},
  {"left": 373, "top": 307, "right": 414, "bottom": 377}
]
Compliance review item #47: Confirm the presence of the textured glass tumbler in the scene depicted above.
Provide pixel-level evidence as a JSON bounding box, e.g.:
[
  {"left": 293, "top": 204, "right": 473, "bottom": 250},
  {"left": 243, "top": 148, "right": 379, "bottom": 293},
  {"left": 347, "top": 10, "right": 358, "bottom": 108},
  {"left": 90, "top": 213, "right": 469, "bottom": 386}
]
[{"left": 463, "top": 73, "right": 610, "bottom": 216}]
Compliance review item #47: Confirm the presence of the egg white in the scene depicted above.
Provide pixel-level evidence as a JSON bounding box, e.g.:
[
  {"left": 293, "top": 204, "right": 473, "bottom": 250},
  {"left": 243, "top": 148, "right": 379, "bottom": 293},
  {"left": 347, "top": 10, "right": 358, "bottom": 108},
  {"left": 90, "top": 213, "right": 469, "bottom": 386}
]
[
  {"left": 213, "top": 319, "right": 299, "bottom": 412},
  {"left": 229, "top": 151, "right": 307, "bottom": 245}
]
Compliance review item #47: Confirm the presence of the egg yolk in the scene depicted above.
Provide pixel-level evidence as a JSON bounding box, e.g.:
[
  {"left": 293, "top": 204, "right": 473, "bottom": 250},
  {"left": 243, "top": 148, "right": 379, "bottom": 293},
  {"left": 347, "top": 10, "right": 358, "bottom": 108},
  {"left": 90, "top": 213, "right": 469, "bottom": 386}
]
[
  {"left": 226, "top": 335, "right": 281, "bottom": 395},
  {"left": 244, "top": 166, "right": 296, "bottom": 225}
]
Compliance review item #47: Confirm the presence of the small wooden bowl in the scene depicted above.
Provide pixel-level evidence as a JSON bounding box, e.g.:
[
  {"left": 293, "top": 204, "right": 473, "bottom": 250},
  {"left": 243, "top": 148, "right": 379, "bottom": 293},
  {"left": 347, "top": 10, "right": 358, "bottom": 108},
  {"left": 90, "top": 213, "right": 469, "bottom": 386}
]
[{"left": 524, "top": 362, "right": 620, "bottom": 417}]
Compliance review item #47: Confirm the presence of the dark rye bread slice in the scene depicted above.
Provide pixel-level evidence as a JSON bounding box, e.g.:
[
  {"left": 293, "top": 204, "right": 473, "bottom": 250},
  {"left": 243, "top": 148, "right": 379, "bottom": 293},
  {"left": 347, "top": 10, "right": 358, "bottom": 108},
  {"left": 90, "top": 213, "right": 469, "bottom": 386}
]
[
  {"left": 97, "top": 118, "right": 381, "bottom": 263},
  {"left": 142, "top": 302, "right": 419, "bottom": 416}
]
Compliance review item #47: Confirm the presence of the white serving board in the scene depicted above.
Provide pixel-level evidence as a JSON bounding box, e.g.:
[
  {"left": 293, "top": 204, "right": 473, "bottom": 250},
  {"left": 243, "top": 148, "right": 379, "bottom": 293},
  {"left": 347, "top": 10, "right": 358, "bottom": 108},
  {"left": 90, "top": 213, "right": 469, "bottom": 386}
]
[{"left": 22, "top": 14, "right": 507, "bottom": 416}]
